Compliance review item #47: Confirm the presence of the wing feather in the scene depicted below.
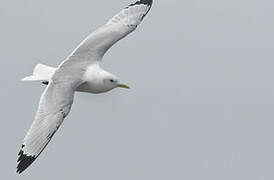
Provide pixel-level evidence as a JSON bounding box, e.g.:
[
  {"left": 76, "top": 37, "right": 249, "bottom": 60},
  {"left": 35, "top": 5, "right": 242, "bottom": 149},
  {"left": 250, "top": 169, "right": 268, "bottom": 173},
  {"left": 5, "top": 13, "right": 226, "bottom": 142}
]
[
  {"left": 59, "top": 0, "right": 153, "bottom": 69},
  {"left": 16, "top": 82, "right": 75, "bottom": 174}
]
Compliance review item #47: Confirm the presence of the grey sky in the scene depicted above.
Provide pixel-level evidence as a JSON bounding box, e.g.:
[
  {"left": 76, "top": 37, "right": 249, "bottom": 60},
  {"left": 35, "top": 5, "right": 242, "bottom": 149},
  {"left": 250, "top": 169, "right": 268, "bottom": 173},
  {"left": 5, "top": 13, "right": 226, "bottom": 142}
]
[{"left": 1, "top": 0, "right": 274, "bottom": 179}]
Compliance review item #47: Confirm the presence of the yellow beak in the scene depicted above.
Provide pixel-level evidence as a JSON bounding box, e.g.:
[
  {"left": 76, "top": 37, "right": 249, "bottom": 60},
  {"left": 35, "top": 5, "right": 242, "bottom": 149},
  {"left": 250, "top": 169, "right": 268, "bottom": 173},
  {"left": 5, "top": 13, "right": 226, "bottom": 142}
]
[{"left": 117, "top": 83, "right": 130, "bottom": 89}]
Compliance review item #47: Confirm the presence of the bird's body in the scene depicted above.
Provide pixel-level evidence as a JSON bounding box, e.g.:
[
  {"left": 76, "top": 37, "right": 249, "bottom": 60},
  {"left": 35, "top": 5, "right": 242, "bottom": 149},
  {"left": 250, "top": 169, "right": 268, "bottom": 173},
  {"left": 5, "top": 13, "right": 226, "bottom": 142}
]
[
  {"left": 28, "top": 63, "right": 119, "bottom": 93},
  {"left": 17, "top": 0, "right": 153, "bottom": 174}
]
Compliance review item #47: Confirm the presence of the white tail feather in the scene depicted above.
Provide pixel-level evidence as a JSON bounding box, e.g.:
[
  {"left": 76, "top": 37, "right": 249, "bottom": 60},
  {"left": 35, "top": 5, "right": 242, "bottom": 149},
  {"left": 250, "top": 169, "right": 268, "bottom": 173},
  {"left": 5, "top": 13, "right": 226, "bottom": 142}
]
[{"left": 22, "top": 64, "right": 56, "bottom": 82}]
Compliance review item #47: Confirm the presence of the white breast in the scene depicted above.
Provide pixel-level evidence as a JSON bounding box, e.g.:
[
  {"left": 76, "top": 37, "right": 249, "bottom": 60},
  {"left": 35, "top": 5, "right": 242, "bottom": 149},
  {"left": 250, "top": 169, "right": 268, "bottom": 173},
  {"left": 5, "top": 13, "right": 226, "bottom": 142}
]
[{"left": 76, "top": 64, "right": 115, "bottom": 93}]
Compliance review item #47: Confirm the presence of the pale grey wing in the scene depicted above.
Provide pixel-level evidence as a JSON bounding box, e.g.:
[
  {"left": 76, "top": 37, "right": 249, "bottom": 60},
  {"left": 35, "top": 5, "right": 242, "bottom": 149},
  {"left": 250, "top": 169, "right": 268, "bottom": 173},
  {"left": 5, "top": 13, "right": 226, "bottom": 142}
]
[
  {"left": 59, "top": 0, "right": 153, "bottom": 68},
  {"left": 16, "top": 82, "right": 75, "bottom": 174}
]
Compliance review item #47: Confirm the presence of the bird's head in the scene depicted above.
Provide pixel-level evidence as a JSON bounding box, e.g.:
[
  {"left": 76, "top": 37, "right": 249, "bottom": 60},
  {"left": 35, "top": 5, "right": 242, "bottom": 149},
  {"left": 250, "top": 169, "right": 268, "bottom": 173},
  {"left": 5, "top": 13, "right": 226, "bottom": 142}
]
[{"left": 103, "top": 73, "right": 130, "bottom": 91}]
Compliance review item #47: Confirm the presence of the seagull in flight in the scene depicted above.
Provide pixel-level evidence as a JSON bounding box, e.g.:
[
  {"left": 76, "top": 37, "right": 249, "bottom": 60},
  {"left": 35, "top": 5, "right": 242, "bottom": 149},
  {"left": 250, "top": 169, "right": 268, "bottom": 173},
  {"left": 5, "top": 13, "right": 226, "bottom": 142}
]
[{"left": 16, "top": 0, "right": 153, "bottom": 174}]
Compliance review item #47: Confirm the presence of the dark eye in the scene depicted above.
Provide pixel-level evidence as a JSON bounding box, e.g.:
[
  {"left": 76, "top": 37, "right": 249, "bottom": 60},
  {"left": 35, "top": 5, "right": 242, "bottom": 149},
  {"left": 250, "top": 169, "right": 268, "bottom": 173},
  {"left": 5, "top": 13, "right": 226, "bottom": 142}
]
[{"left": 110, "top": 79, "right": 114, "bottom": 83}]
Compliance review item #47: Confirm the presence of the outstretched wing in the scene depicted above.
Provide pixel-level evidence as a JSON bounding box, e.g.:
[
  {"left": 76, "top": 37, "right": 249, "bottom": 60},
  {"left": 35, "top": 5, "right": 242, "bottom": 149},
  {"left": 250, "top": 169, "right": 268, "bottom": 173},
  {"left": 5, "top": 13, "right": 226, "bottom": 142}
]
[
  {"left": 60, "top": 0, "right": 153, "bottom": 68},
  {"left": 16, "top": 82, "right": 76, "bottom": 174}
]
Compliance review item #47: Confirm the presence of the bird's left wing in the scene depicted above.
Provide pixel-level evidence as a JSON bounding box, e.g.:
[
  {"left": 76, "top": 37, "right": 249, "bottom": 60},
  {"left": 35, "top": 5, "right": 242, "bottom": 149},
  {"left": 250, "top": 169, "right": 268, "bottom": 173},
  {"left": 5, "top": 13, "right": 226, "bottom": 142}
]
[
  {"left": 59, "top": 0, "right": 153, "bottom": 68},
  {"left": 16, "top": 82, "right": 76, "bottom": 174}
]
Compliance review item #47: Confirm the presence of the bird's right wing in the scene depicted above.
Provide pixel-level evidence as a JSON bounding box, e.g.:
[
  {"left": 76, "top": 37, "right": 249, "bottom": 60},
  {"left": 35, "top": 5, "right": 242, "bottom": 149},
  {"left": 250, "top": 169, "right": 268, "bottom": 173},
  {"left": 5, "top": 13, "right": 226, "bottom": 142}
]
[
  {"left": 16, "top": 81, "right": 76, "bottom": 174},
  {"left": 59, "top": 0, "right": 153, "bottom": 69}
]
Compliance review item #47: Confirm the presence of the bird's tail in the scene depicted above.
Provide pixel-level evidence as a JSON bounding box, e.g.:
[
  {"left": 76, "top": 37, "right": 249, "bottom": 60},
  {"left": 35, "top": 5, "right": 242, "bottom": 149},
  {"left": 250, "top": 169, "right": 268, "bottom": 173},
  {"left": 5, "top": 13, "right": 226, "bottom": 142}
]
[{"left": 22, "top": 64, "right": 56, "bottom": 82}]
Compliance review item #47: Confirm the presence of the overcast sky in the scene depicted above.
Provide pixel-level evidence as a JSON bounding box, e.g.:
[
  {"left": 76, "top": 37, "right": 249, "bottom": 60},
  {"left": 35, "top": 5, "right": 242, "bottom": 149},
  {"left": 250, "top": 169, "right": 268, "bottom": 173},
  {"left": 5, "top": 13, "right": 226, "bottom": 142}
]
[{"left": 1, "top": 0, "right": 274, "bottom": 179}]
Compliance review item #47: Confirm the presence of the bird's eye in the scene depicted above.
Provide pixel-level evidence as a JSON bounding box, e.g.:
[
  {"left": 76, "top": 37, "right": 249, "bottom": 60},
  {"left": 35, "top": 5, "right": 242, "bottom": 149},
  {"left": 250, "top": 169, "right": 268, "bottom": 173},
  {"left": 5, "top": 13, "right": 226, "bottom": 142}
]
[{"left": 110, "top": 79, "right": 114, "bottom": 83}]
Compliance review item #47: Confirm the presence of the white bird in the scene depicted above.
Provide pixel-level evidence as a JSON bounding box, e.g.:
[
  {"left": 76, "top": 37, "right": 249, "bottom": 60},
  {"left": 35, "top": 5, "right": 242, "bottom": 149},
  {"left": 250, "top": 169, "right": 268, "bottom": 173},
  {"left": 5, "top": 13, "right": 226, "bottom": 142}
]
[{"left": 16, "top": 0, "right": 152, "bottom": 174}]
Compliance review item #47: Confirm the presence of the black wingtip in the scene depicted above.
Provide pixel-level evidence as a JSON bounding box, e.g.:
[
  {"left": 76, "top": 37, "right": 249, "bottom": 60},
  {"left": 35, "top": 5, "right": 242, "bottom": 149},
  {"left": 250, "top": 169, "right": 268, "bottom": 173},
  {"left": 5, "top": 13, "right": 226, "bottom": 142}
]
[
  {"left": 42, "top": 81, "right": 49, "bottom": 85},
  {"left": 129, "top": 0, "right": 153, "bottom": 7},
  {"left": 16, "top": 145, "right": 36, "bottom": 174}
]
